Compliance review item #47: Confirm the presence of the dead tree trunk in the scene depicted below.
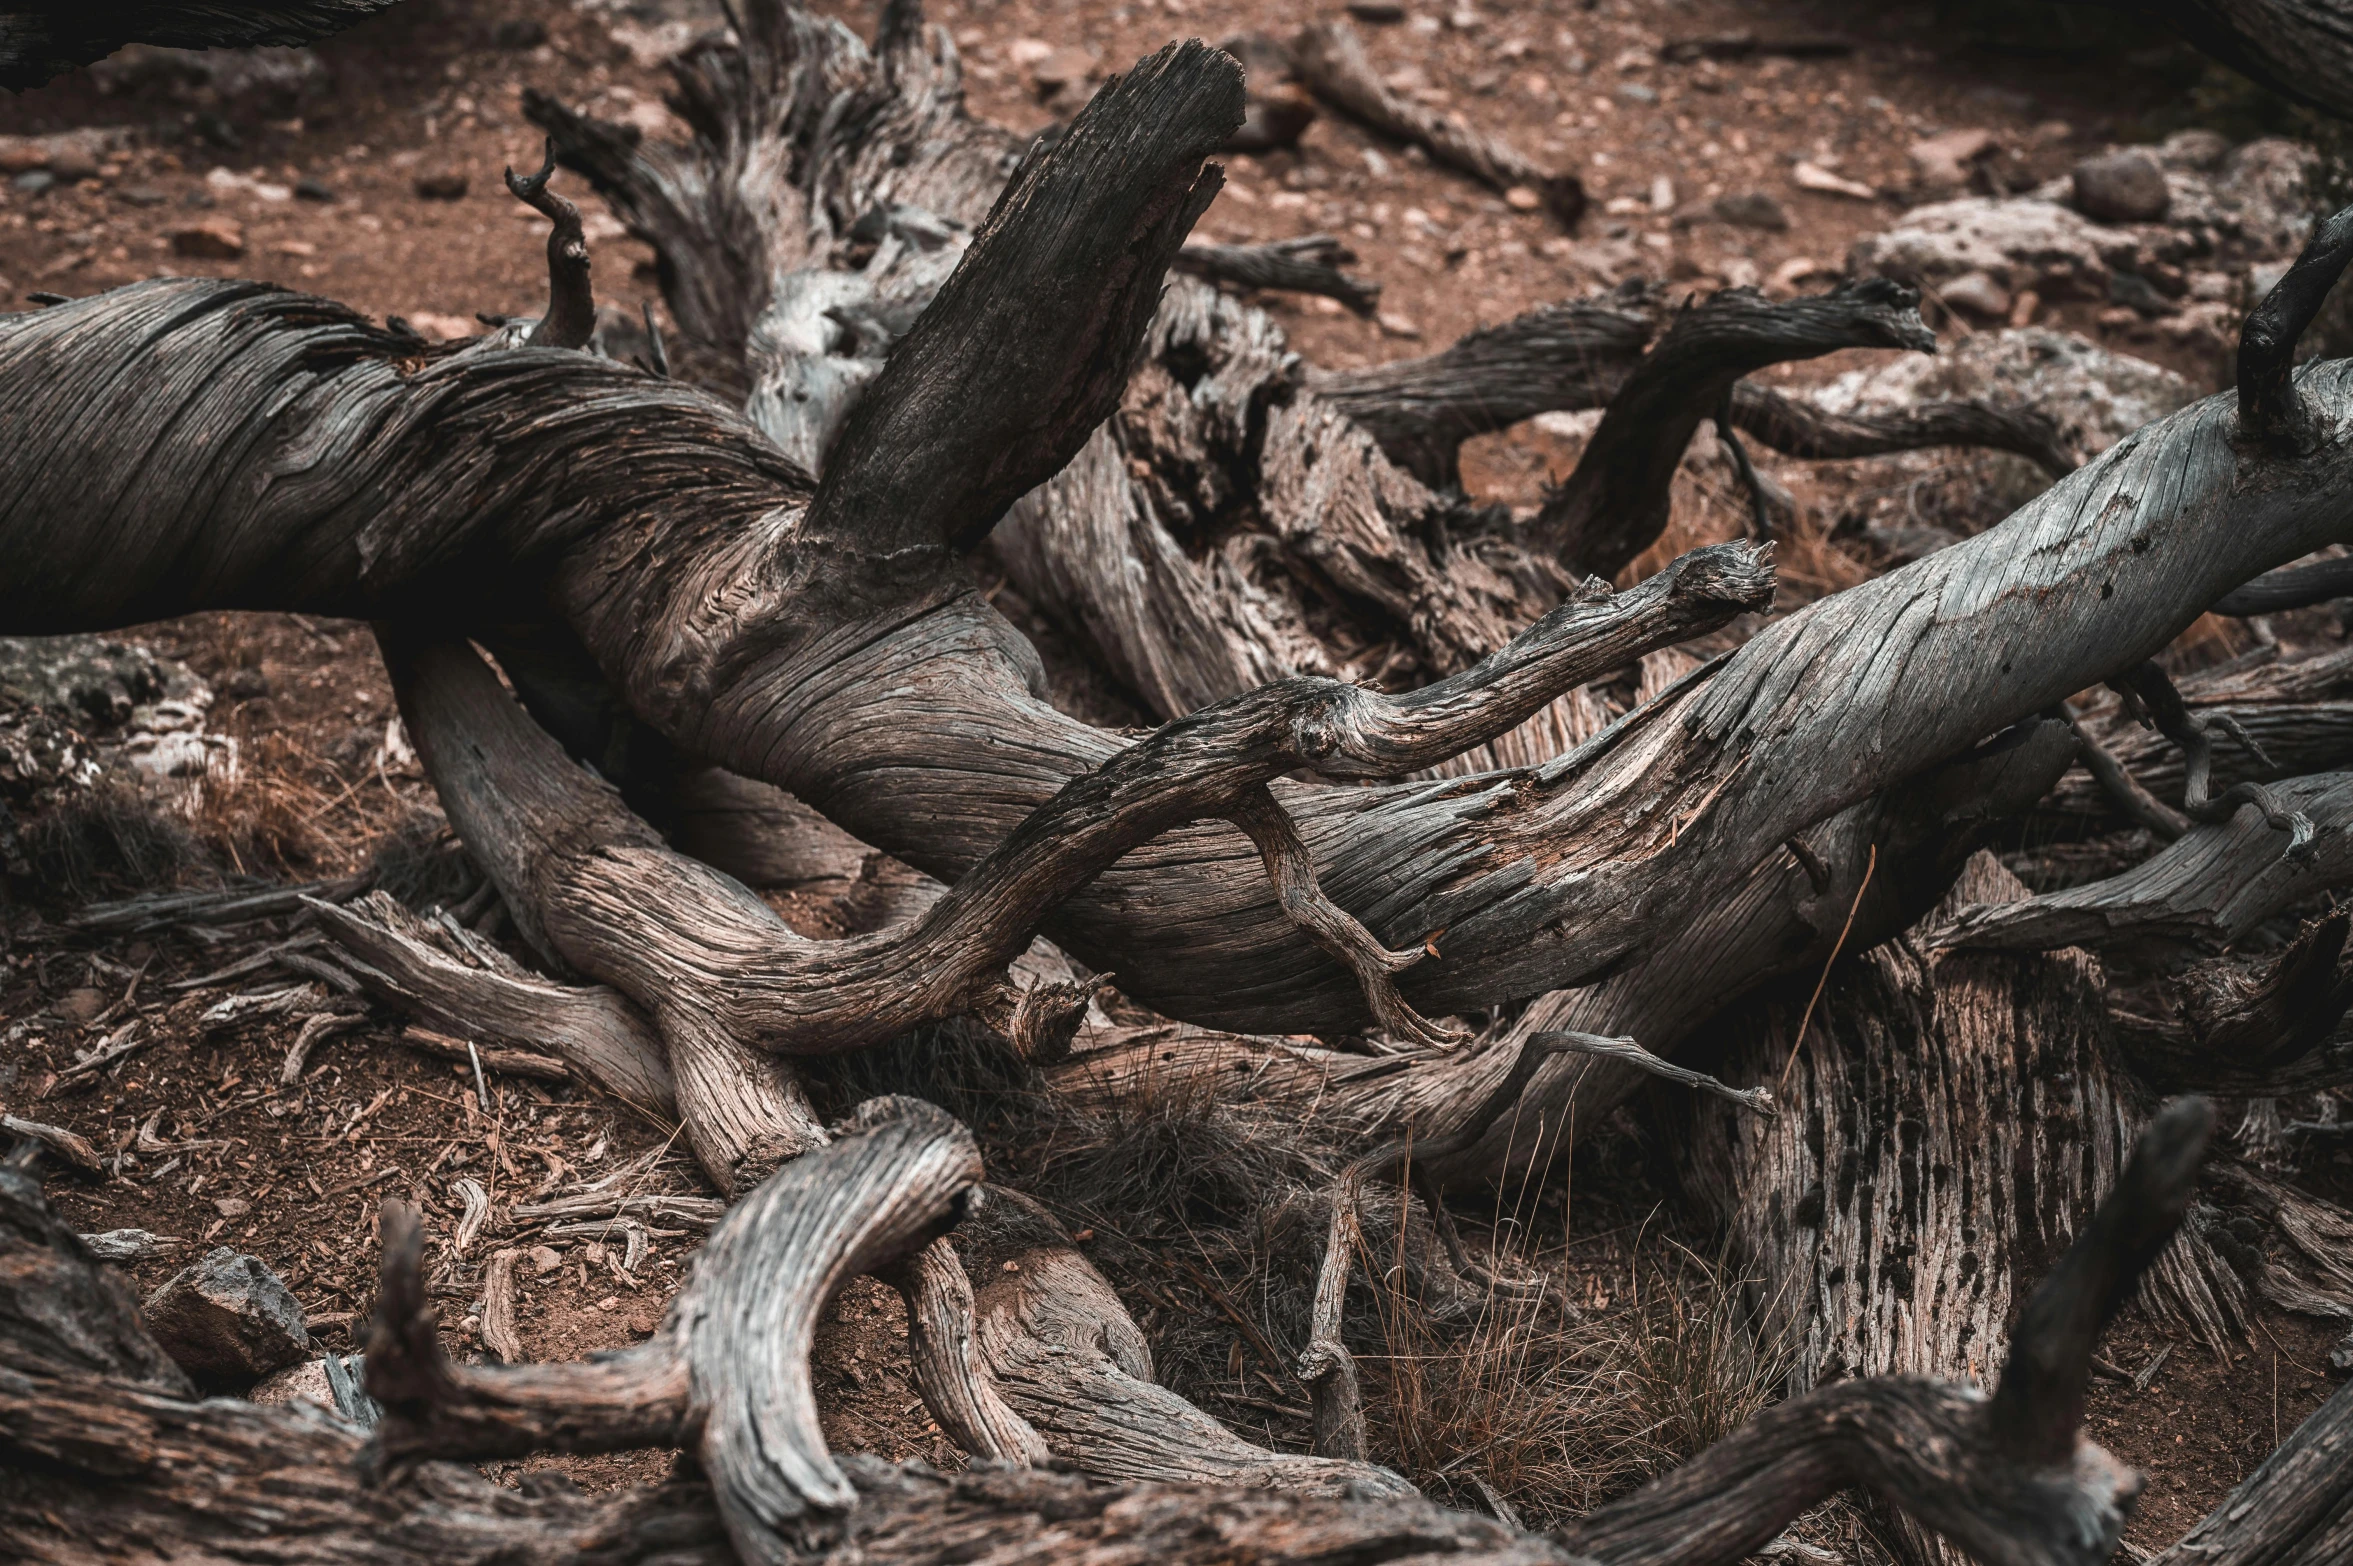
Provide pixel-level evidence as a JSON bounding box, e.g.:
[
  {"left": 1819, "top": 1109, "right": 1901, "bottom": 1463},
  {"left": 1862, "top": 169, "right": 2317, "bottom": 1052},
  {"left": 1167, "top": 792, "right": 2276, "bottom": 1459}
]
[{"left": 1664, "top": 854, "right": 2254, "bottom": 1565}]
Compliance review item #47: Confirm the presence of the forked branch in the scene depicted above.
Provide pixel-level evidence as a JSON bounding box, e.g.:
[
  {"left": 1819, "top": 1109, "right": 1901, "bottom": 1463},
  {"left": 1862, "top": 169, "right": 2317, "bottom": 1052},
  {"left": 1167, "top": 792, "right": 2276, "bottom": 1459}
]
[
  {"left": 2240, "top": 203, "right": 2353, "bottom": 453},
  {"left": 504, "top": 138, "right": 598, "bottom": 352},
  {"left": 1533, "top": 280, "right": 1937, "bottom": 578}
]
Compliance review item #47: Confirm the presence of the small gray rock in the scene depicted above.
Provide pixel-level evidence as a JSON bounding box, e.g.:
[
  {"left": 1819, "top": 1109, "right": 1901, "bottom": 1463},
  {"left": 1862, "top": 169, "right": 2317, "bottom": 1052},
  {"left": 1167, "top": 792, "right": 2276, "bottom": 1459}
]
[
  {"left": 144, "top": 1247, "right": 308, "bottom": 1382},
  {"left": 2071, "top": 149, "right": 2169, "bottom": 224},
  {"left": 1940, "top": 269, "right": 2012, "bottom": 318},
  {"left": 2109, "top": 271, "right": 2175, "bottom": 316},
  {"left": 1713, "top": 191, "right": 1789, "bottom": 231},
  {"left": 2159, "top": 128, "right": 2231, "bottom": 172}
]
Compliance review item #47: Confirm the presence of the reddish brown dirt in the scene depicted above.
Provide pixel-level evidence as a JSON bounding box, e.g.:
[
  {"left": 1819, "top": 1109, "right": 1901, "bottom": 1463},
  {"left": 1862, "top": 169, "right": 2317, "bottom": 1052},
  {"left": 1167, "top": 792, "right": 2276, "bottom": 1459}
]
[{"left": 2, "top": 0, "right": 2345, "bottom": 1547}]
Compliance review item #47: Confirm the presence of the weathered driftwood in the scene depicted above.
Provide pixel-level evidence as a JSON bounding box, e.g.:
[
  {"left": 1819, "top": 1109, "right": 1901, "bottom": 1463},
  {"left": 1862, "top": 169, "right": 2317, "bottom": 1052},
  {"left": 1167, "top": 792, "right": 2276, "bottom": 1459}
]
[
  {"left": 1173, "top": 234, "right": 1380, "bottom": 315},
  {"left": 945, "top": 1180, "right": 1415, "bottom": 1495},
  {"left": 13, "top": 6, "right": 2353, "bottom": 1211},
  {"left": 309, "top": 890, "right": 677, "bottom": 1117},
  {"left": 2038, "top": 647, "right": 2353, "bottom": 835},
  {"left": 10, "top": 1098, "right": 2323, "bottom": 1566},
  {"left": 1931, "top": 771, "right": 2353, "bottom": 957},
  {"left": 1309, "top": 292, "right": 2073, "bottom": 493},
  {"left": 2107, "top": 912, "right": 2353, "bottom": 1096},
  {"left": 2212, "top": 553, "right": 2353, "bottom": 615},
  {"left": 1312, "top": 287, "right": 1659, "bottom": 488}
]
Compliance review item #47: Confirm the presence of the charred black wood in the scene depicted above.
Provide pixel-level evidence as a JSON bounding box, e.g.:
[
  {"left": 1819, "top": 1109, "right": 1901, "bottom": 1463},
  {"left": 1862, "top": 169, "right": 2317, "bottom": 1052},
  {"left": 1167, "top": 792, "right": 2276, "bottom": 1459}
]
[{"left": 0, "top": 0, "right": 402, "bottom": 91}]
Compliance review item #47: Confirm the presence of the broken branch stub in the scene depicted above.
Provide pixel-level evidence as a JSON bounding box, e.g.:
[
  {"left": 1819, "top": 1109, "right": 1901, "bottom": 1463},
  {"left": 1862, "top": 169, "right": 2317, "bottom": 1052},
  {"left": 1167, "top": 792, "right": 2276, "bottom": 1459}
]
[
  {"left": 504, "top": 137, "right": 597, "bottom": 352},
  {"left": 2239, "top": 201, "right": 2353, "bottom": 453},
  {"left": 809, "top": 38, "right": 1242, "bottom": 556}
]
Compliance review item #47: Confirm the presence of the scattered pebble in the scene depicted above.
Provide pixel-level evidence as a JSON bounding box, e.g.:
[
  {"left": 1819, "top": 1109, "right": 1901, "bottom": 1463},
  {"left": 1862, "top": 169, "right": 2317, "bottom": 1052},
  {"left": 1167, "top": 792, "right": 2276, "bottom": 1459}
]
[
  {"left": 1031, "top": 46, "right": 1097, "bottom": 93},
  {"left": 2071, "top": 148, "right": 2169, "bottom": 223},
  {"left": 1939, "top": 269, "right": 2011, "bottom": 317},
  {"left": 144, "top": 1247, "right": 308, "bottom": 1382},
  {"left": 1792, "top": 162, "right": 1876, "bottom": 200},
  {"left": 413, "top": 171, "right": 469, "bottom": 201},
  {"left": 1376, "top": 310, "right": 1422, "bottom": 338},
  {"left": 1713, "top": 191, "right": 1789, "bottom": 231},
  {"left": 170, "top": 219, "right": 246, "bottom": 259},
  {"left": 1908, "top": 127, "right": 1997, "bottom": 191}
]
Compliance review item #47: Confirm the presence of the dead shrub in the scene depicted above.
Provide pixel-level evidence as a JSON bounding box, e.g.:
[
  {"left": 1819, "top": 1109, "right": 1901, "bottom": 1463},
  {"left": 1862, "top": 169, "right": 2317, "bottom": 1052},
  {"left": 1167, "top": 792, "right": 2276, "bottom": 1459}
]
[{"left": 11, "top": 782, "right": 208, "bottom": 901}]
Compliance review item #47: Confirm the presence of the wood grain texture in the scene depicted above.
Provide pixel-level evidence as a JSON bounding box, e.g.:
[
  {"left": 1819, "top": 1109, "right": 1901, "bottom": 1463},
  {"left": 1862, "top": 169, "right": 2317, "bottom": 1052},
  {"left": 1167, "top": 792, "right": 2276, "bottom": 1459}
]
[{"left": 1667, "top": 860, "right": 2245, "bottom": 1564}]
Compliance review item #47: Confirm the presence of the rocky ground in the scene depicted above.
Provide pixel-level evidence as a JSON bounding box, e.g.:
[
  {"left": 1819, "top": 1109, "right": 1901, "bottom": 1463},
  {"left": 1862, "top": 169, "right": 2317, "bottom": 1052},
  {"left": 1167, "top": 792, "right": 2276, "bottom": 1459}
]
[{"left": 3, "top": 0, "right": 2350, "bottom": 1556}]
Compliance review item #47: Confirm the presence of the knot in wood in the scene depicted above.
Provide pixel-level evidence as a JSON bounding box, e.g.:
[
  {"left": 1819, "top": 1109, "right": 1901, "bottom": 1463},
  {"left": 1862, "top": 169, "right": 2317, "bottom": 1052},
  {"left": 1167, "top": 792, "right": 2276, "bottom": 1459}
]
[{"left": 1287, "top": 687, "right": 1359, "bottom": 761}]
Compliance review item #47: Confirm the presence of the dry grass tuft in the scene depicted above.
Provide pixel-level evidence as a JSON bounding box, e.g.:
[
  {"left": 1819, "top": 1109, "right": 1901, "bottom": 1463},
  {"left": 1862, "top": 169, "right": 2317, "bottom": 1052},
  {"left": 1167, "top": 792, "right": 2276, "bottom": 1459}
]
[
  {"left": 811, "top": 1019, "right": 1837, "bottom": 1538},
  {"left": 193, "top": 726, "right": 418, "bottom": 878},
  {"left": 12, "top": 782, "right": 208, "bottom": 900},
  {"left": 1366, "top": 1230, "right": 1793, "bottom": 1525}
]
